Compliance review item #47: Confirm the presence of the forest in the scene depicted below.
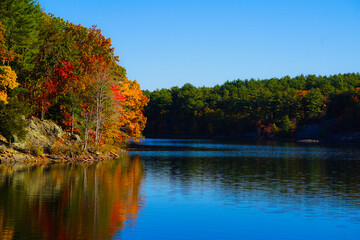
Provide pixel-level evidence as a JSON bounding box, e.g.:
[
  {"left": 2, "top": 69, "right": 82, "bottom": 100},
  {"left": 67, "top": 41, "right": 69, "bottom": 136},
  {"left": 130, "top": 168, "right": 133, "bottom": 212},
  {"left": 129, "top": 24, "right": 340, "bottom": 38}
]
[
  {"left": 144, "top": 73, "right": 360, "bottom": 139},
  {"left": 0, "top": 0, "right": 148, "bottom": 150},
  {"left": 1, "top": 1, "right": 359, "bottom": 151}
]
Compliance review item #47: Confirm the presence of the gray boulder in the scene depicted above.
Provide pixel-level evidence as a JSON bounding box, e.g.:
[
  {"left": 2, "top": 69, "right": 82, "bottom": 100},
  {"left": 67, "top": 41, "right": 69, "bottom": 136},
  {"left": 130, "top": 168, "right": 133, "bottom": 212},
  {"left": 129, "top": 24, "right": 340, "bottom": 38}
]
[{"left": 14, "top": 117, "right": 65, "bottom": 150}]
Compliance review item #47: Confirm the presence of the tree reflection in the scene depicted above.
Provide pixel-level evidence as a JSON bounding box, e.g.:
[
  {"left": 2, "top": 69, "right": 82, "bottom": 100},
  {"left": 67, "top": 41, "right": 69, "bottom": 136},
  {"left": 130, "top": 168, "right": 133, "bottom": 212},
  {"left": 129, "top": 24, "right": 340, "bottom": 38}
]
[
  {"left": 142, "top": 154, "right": 360, "bottom": 211},
  {"left": 0, "top": 155, "right": 143, "bottom": 240}
]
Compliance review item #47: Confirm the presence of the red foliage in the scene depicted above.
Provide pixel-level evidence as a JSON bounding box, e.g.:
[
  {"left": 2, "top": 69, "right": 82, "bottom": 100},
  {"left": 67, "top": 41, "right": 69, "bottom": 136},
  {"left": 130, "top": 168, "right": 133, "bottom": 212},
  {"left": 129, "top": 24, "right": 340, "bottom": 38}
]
[
  {"left": 54, "top": 60, "right": 75, "bottom": 80},
  {"left": 111, "top": 85, "right": 126, "bottom": 103},
  {"left": 37, "top": 78, "right": 59, "bottom": 116}
]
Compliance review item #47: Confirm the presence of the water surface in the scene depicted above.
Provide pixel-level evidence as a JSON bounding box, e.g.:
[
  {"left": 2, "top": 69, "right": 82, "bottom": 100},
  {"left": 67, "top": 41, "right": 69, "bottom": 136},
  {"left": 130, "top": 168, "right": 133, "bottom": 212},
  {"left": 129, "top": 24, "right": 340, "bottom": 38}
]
[{"left": 1, "top": 139, "right": 360, "bottom": 239}]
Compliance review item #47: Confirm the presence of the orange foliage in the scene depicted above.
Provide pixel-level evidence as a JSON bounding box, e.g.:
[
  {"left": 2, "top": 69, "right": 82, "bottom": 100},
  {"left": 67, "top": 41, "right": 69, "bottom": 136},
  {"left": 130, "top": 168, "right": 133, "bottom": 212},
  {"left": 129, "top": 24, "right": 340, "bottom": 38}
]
[
  {"left": 297, "top": 89, "right": 310, "bottom": 97},
  {"left": 9, "top": 20, "right": 148, "bottom": 148},
  {"left": 103, "top": 78, "right": 149, "bottom": 144}
]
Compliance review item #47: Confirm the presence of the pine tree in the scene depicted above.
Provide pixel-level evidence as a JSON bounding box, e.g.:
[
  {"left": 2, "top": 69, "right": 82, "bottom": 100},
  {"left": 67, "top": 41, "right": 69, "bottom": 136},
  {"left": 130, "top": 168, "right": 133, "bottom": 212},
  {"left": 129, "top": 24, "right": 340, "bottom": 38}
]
[{"left": 0, "top": 0, "right": 42, "bottom": 72}]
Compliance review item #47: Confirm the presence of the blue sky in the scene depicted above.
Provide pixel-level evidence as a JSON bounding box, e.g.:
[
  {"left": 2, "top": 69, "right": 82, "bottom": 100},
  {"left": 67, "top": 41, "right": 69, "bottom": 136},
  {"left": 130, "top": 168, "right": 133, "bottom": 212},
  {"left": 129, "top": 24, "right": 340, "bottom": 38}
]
[{"left": 38, "top": 0, "right": 360, "bottom": 91}]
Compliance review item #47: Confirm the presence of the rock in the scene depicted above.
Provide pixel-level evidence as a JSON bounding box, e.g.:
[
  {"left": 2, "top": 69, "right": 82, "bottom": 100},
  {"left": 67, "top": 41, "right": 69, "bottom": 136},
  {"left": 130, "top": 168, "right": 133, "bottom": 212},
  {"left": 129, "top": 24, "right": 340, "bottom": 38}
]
[
  {"left": 13, "top": 117, "right": 65, "bottom": 151},
  {"left": 297, "top": 139, "right": 320, "bottom": 143},
  {"left": 12, "top": 153, "right": 31, "bottom": 162}
]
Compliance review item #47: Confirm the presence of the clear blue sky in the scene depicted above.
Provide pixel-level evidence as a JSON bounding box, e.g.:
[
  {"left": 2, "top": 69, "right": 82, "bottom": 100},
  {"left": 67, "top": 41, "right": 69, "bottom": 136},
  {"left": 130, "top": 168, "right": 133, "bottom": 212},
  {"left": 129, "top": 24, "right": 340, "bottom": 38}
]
[{"left": 38, "top": 0, "right": 360, "bottom": 91}]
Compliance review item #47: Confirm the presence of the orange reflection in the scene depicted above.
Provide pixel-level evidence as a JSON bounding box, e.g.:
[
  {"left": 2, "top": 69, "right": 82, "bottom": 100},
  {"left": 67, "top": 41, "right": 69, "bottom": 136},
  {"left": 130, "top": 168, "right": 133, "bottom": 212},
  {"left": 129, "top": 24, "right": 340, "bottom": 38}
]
[{"left": 0, "top": 155, "right": 143, "bottom": 240}]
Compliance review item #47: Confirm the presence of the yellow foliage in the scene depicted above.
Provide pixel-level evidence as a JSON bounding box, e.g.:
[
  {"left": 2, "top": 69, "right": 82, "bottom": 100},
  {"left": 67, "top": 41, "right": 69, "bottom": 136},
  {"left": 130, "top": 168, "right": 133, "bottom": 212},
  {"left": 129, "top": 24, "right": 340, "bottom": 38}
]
[
  {"left": 0, "top": 91, "right": 7, "bottom": 104},
  {"left": 117, "top": 78, "right": 149, "bottom": 138},
  {"left": 0, "top": 66, "right": 18, "bottom": 89},
  {"left": 0, "top": 66, "right": 19, "bottom": 104}
]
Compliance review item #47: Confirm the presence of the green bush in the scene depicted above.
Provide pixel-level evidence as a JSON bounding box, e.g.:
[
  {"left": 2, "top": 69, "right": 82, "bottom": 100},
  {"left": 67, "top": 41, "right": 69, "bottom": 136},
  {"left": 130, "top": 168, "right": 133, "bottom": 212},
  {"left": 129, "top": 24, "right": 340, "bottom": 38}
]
[
  {"left": 28, "top": 144, "right": 44, "bottom": 156},
  {"left": 0, "top": 98, "right": 30, "bottom": 143}
]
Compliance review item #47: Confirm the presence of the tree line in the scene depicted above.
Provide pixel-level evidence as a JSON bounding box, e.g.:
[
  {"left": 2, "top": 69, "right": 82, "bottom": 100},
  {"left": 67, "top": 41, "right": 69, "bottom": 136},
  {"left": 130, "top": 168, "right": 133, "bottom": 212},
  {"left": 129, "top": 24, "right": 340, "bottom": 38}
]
[
  {"left": 143, "top": 73, "right": 360, "bottom": 138},
  {"left": 0, "top": 0, "right": 148, "bottom": 150}
]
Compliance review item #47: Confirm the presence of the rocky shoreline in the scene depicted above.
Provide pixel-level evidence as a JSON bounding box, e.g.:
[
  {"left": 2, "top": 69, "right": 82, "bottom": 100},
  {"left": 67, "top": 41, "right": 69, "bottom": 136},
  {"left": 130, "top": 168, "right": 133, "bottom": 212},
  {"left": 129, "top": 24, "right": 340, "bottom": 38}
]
[
  {"left": 0, "top": 117, "right": 123, "bottom": 163},
  {"left": 0, "top": 147, "right": 122, "bottom": 163}
]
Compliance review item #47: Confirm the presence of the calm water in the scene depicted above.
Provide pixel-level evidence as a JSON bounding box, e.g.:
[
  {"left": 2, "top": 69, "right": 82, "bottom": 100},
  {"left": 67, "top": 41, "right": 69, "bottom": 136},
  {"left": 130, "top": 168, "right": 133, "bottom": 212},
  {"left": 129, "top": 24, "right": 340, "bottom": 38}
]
[{"left": 1, "top": 139, "right": 360, "bottom": 239}]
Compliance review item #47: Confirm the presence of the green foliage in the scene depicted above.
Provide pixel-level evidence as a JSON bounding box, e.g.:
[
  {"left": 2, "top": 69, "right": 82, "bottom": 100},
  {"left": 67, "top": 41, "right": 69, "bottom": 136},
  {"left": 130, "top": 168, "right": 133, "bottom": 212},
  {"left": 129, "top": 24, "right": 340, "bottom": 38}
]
[
  {"left": 144, "top": 73, "right": 360, "bottom": 138},
  {"left": 279, "top": 115, "right": 294, "bottom": 137},
  {"left": 0, "top": 98, "right": 29, "bottom": 142},
  {"left": 305, "top": 89, "right": 324, "bottom": 118},
  {"left": 0, "top": 0, "right": 359, "bottom": 144},
  {"left": 27, "top": 144, "right": 44, "bottom": 156},
  {"left": 0, "top": 0, "right": 42, "bottom": 71},
  {"left": 0, "top": 0, "right": 149, "bottom": 150}
]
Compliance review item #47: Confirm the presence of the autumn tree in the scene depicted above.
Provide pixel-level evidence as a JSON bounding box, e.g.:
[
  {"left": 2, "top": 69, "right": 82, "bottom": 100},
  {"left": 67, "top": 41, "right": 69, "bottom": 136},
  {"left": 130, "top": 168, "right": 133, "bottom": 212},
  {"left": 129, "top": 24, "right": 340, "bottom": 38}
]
[
  {"left": 51, "top": 60, "right": 81, "bottom": 132},
  {"left": 112, "top": 78, "right": 149, "bottom": 142},
  {"left": 0, "top": 66, "right": 18, "bottom": 104},
  {"left": 29, "top": 14, "right": 77, "bottom": 119},
  {"left": 0, "top": 66, "right": 28, "bottom": 143},
  {"left": 92, "top": 65, "right": 116, "bottom": 144},
  {"left": 0, "top": 1, "right": 147, "bottom": 149}
]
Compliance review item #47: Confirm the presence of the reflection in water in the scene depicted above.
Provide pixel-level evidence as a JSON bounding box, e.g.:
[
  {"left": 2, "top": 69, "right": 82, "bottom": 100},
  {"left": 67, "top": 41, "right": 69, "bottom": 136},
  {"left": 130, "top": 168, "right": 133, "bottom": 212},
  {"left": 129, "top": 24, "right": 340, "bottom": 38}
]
[
  {"left": 0, "top": 155, "right": 143, "bottom": 240},
  {"left": 140, "top": 155, "right": 360, "bottom": 216},
  {"left": 124, "top": 139, "right": 360, "bottom": 240},
  {"left": 1, "top": 139, "right": 360, "bottom": 240}
]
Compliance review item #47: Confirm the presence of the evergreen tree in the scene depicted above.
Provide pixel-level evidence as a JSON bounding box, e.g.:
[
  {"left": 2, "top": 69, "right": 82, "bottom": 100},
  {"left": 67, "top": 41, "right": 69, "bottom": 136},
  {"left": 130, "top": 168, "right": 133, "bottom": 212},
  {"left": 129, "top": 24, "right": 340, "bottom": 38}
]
[
  {"left": 0, "top": 0, "right": 42, "bottom": 72},
  {"left": 279, "top": 115, "right": 294, "bottom": 137}
]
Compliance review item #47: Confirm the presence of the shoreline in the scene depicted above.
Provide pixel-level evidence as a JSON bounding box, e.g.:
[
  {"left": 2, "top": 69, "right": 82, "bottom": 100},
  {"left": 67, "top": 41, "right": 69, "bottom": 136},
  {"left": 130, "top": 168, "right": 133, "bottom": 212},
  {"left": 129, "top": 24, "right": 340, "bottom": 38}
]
[
  {"left": 0, "top": 146, "right": 124, "bottom": 164},
  {"left": 142, "top": 133, "right": 360, "bottom": 146},
  {"left": 2, "top": 131, "right": 359, "bottom": 164},
  {"left": 0, "top": 116, "right": 127, "bottom": 164}
]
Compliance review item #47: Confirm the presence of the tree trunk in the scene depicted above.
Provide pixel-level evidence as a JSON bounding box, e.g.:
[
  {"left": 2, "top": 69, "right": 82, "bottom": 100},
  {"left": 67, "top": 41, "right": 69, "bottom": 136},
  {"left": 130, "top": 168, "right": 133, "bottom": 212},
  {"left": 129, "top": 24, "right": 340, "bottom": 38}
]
[
  {"left": 71, "top": 109, "right": 75, "bottom": 135},
  {"left": 41, "top": 101, "right": 45, "bottom": 120},
  {"left": 83, "top": 128, "right": 89, "bottom": 151}
]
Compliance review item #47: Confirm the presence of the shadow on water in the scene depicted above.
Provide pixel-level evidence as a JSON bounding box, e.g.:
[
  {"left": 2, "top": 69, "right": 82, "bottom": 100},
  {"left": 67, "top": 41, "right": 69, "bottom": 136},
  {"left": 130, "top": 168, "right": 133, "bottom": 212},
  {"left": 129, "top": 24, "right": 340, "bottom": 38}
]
[{"left": 0, "top": 155, "right": 144, "bottom": 240}]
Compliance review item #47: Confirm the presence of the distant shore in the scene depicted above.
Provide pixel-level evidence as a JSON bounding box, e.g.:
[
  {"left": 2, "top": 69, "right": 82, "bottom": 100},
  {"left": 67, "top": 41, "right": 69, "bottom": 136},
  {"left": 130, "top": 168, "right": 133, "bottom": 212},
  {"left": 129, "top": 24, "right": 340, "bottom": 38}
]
[{"left": 143, "top": 132, "right": 360, "bottom": 146}]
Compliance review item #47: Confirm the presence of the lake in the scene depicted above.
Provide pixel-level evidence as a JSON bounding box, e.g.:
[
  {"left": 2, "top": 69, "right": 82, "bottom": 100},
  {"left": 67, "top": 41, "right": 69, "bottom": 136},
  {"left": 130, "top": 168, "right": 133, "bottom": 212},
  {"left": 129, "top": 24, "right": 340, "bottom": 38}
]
[{"left": 1, "top": 139, "right": 360, "bottom": 239}]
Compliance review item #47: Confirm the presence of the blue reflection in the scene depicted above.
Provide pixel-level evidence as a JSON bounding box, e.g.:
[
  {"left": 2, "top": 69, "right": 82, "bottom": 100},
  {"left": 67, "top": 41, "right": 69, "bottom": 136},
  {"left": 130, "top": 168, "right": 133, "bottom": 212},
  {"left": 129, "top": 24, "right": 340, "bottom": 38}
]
[{"left": 117, "top": 139, "right": 360, "bottom": 240}]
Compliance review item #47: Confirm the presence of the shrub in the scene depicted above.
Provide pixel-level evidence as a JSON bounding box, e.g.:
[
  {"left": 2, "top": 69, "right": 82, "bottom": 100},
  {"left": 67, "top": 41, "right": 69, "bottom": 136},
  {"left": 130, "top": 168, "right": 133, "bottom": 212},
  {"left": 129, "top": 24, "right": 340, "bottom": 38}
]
[
  {"left": 28, "top": 144, "right": 44, "bottom": 156},
  {"left": 0, "top": 98, "right": 29, "bottom": 143}
]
